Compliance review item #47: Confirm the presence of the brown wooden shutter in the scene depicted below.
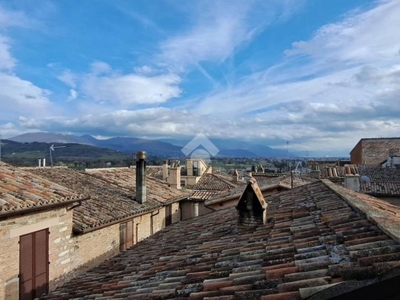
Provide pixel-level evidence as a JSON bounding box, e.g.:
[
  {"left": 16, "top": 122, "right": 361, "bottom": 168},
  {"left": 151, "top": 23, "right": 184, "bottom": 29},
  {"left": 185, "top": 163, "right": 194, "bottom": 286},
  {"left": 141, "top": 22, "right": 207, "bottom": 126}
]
[
  {"left": 19, "top": 229, "right": 49, "bottom": 300},
  {"left": 20, "top": 233, "right": 33, "bottom": 300},
  {"left": 34, "top": 229, "right": 49, "bottom": 297}
]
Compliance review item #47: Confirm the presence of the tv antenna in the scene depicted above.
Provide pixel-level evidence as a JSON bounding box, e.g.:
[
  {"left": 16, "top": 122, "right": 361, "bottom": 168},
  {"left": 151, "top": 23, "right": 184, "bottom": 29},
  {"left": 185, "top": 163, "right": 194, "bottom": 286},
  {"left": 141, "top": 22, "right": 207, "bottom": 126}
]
[{"left": 50, "top": 144, "right": 66, "bottom": 167}]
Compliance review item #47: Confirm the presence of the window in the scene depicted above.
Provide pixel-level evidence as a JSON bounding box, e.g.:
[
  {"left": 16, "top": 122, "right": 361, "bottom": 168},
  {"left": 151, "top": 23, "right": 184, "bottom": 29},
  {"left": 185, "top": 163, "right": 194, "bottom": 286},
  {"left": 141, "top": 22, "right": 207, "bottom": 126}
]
[{"left": 193, "top": 161, "right": 199, "bottom": 176}]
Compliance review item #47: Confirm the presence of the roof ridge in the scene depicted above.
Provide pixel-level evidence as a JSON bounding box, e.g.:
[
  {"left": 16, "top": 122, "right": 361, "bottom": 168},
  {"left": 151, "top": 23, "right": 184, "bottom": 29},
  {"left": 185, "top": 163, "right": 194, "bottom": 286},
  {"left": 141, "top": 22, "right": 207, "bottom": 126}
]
[{"left": 322, "top": 179, "right": 400, "bottom": 244}]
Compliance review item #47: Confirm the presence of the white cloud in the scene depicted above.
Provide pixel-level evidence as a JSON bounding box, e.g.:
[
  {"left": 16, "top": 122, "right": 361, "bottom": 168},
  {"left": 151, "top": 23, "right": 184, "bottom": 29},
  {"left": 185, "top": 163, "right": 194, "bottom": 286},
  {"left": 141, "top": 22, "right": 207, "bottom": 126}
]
[
  {"left": 57, "top": 70, "right": 76, "bottom": 88},
  {"left": 286, "top": 0, "right": 400, "bottom": 64},
  {"left": 0, "top": 4, "right": 32, "bottom": 29},
  {"left": 134, "top": 65, "right": 153, "bottom": 75},
  {"left": 0, "top": 73, "right": 53, "bottom": 120},
  {"left": 80, "top": 69, "right": 182, "bottom": 106},
  {"left": 158, "top": 0, "right": 301, "bottom": 71},
  {"left": 0, "top": 3, "right": 53, "bottom": 126},
  {"left": 68, "top": 89, "right": 78, "bottom": 101},
  {"left": 182, "top": 0, "right": 400, "bottom": 152},
  {"left": 90, "top": 61, "right": 112, "bottom": 75},
  {"left": 0, "top": 35, "right": 15, "bottom": 70}
]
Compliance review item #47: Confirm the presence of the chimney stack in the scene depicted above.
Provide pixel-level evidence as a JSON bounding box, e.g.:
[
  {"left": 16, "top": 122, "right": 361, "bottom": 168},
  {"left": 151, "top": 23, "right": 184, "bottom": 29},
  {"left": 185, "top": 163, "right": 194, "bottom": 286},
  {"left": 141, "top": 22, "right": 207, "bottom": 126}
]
[
  {"left": 136, "top": 151, "right": 146, "bottom": 204},
  {"left": 233, "top": 169, "right": 239, "bottom": 183},
  {"left": 167, "top": 160, "right": 181, "bottom": 189},
  {"left": 163, "top": 160, "right": 169, "bottom": 180}
]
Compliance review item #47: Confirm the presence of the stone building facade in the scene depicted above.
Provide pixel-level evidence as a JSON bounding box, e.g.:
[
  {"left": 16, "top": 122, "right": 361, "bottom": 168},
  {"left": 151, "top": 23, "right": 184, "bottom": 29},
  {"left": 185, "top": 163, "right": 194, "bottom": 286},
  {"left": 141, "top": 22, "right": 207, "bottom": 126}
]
[{"left": 350, "top": 138, "right": 400, "bottom": 165}]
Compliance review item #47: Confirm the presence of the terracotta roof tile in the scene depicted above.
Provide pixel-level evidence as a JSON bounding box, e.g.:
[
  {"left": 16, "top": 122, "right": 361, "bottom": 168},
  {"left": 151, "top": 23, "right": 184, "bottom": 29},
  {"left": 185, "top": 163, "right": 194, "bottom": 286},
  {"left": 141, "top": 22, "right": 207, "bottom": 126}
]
[
  {"left": 0, "top": 162, "right": 86, "bottom": 216},
  {"left": 359, "top": 166, "right": 400, "bottom": 196},
  {"left": 27, "top": 167, "right": 187, "bottom": 232},
  {"left": 42, "top": 180, "right": 400, "bottom": 299}
]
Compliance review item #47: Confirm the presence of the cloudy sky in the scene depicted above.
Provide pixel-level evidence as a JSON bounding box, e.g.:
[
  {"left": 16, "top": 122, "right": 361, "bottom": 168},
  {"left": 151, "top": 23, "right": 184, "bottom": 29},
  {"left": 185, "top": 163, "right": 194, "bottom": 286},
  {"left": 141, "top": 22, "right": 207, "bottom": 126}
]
[{"left": 1, "top": 0, "right": 399, "bottom": 156}]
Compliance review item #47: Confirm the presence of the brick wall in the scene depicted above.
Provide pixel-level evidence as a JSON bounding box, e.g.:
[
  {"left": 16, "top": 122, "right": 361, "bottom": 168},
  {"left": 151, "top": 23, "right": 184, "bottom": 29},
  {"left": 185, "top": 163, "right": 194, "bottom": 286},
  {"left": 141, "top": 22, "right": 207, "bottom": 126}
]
[
  {"left": 350, "top": 141, "right": 363, "bottom": 165},
  {"left": 69, "top": 224, "right": 120, "bottom": 282},
  {"left": 0, "top": 207, "right": 73, "bottom": 300},
  {"left": 363, "top": 139, "right": 400, "bottom": 165},
  {"left": 131, "top": 207, "right": 165, "bottom": 242}
]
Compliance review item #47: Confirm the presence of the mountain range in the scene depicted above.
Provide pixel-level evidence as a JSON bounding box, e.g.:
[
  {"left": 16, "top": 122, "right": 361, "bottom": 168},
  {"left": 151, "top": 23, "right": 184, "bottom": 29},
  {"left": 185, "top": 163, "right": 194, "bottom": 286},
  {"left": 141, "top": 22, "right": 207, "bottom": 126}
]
[{"left": 9, "top": 132, "right": 295, "bottom": 158}]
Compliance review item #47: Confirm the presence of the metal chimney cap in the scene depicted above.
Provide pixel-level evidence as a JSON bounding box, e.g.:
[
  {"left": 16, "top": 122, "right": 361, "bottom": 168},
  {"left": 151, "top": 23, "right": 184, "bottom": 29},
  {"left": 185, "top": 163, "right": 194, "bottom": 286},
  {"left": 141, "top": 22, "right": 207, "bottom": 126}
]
[{"left": 136, "top": 151, "right": 147, "bottom": 160}]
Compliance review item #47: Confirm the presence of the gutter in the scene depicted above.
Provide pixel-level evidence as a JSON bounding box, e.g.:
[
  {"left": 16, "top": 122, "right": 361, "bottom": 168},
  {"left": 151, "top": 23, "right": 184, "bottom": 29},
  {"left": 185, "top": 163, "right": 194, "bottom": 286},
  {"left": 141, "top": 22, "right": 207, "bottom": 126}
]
[
  {"left": 0, "top": 196, "right": 91, "bottom": 220},
  {"left": 74, "top": 203, "right": 164, "bottom": 234}
]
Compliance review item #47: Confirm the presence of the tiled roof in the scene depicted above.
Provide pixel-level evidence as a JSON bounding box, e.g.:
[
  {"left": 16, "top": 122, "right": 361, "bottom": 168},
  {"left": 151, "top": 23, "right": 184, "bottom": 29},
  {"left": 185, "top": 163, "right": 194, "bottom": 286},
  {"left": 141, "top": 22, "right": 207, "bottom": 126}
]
[
  {"left": 359, "top": 167, "right": 400, "bottom": 196},
  {"left": 26, "top": 167, "right": 180, "bottom": 232},
  {"left": 0, "top": 162, "right": 86, "bottom": 217},
  {"left": 85, "top": 167, "right": 190, "bottom": 204},
  {"left": 188, "top": 190, "right": 221, "bottom": 201},
  {"left": 42, "top": 179, "right": 400, "bottom": 299},
  {"left": 194, "top": 174, "right": 236, "bottom": 191},
  {"left": 188, "top": 173, "right": 245, "bottom": 201}
]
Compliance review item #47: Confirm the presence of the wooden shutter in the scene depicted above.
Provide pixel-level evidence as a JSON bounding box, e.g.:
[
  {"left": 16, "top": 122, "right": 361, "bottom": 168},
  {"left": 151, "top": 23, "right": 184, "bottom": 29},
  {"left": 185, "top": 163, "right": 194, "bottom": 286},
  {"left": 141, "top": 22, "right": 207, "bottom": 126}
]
[{"left": 19, "top": 229, "right": 49, "bottom": 300}]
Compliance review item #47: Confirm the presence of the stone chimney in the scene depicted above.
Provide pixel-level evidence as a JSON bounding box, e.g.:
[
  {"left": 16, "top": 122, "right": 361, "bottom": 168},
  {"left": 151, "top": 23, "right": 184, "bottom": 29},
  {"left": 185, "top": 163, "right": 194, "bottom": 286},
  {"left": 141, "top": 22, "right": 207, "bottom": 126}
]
[
  {"left": 136, "top": 151, "right": 146, "bottom": 204},
  {"left": 167, "top": 160, "right": 181, "bottom": 189},
  {"left": 344, "top": 175, "right": 360, "bottom": 192},
  {"left": 236, "top": 178, "right": 267, "bottom": 229},
  {"left": 310, "top": 163, "right": 320, "bottom": 179},
  {"left": 343, "top": 164, "right": 360, "bottom": 191},
  {"left": 233, "top": 169, "right": 239, "bottom": 183},
  {"left": 162, "top": 160, "right": 169, "bottom": 180}
]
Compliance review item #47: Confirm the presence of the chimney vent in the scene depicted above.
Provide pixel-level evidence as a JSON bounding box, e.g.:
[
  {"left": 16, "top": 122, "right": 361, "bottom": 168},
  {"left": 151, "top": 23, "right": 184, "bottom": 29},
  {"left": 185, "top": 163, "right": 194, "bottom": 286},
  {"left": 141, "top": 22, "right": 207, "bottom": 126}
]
[
  {"left": 136, "top": 151, "right": 146, "bottom": 204},
  {"left": 236, "top": 178, "right": 267, "bottom": 229}
]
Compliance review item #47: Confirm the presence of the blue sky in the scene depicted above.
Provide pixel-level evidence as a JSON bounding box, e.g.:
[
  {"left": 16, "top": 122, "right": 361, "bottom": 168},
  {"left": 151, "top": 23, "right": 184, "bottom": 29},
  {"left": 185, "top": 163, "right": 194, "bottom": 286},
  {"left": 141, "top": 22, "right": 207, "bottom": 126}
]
[{"left": 1, "top": 0, "right": 400, "bottom": 156}]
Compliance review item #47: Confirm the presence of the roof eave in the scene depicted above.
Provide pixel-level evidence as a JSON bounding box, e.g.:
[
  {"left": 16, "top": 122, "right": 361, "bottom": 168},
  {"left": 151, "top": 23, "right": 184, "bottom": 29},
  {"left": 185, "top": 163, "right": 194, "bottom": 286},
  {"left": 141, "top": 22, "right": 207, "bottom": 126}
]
[{"left": 0, "top": 196, "right": 90, "bottom": 220}]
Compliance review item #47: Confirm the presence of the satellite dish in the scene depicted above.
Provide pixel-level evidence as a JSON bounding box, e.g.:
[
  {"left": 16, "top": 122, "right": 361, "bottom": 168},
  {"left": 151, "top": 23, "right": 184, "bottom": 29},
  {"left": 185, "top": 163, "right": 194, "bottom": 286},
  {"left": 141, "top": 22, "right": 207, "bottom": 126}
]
[{"left": 360, "top": 176, "right": 371, "bottom": 184}]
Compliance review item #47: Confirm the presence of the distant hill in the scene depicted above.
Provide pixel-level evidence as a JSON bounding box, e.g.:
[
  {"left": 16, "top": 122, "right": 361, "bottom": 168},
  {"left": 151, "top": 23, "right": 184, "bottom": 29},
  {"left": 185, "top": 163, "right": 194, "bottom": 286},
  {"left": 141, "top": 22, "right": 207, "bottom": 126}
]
[
  {"left": 10, "top": 132, "right": 295, "bottom": 158},
  {"left": 9, "top": 132, "right": 183, "bottom": 157},
  {"left": 157, "top": 137, "right": 293, "bottom": 157},
  {"left": 0, "top": 139, "right": 134, "bottom": 167},
  {"left": 10, "top": 132, "right": 94, "bottom": 145}
]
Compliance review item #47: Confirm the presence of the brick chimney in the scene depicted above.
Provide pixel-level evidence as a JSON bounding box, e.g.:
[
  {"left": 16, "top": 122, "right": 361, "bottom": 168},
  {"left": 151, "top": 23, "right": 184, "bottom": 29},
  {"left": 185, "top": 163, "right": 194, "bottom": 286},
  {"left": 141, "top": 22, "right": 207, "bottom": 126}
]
[{"left": 136, "top": 151, "right": 146, "bottom": 204}]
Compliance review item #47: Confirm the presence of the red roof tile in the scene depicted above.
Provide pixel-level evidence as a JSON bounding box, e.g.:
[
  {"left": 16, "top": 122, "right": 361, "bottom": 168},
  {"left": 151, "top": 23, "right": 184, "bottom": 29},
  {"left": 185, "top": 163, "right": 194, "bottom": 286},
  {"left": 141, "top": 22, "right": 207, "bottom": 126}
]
[
  {"left": 0, "top": 162, "right": 86, "bottom": 216},
  {"left": 41, "top": 180, "right": 400, "bottom": 299}
]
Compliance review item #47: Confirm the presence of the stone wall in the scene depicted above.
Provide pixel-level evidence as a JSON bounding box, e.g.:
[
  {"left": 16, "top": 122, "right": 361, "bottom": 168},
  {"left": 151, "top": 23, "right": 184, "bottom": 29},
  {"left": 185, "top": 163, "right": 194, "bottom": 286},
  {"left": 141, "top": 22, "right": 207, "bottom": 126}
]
[
  {"left": 0, "top": 207, "right": 73, "bottom": 300},
  {"left": 171, "top": 202, "right": 181, "bottom": 224}
]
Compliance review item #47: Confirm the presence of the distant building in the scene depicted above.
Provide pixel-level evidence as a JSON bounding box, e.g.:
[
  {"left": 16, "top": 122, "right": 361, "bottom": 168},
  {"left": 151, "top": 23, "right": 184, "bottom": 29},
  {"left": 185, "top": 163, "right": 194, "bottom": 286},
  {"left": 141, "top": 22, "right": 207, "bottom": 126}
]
[{"left": 350, "top": 137, "right": 400, "bottom": 166}]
